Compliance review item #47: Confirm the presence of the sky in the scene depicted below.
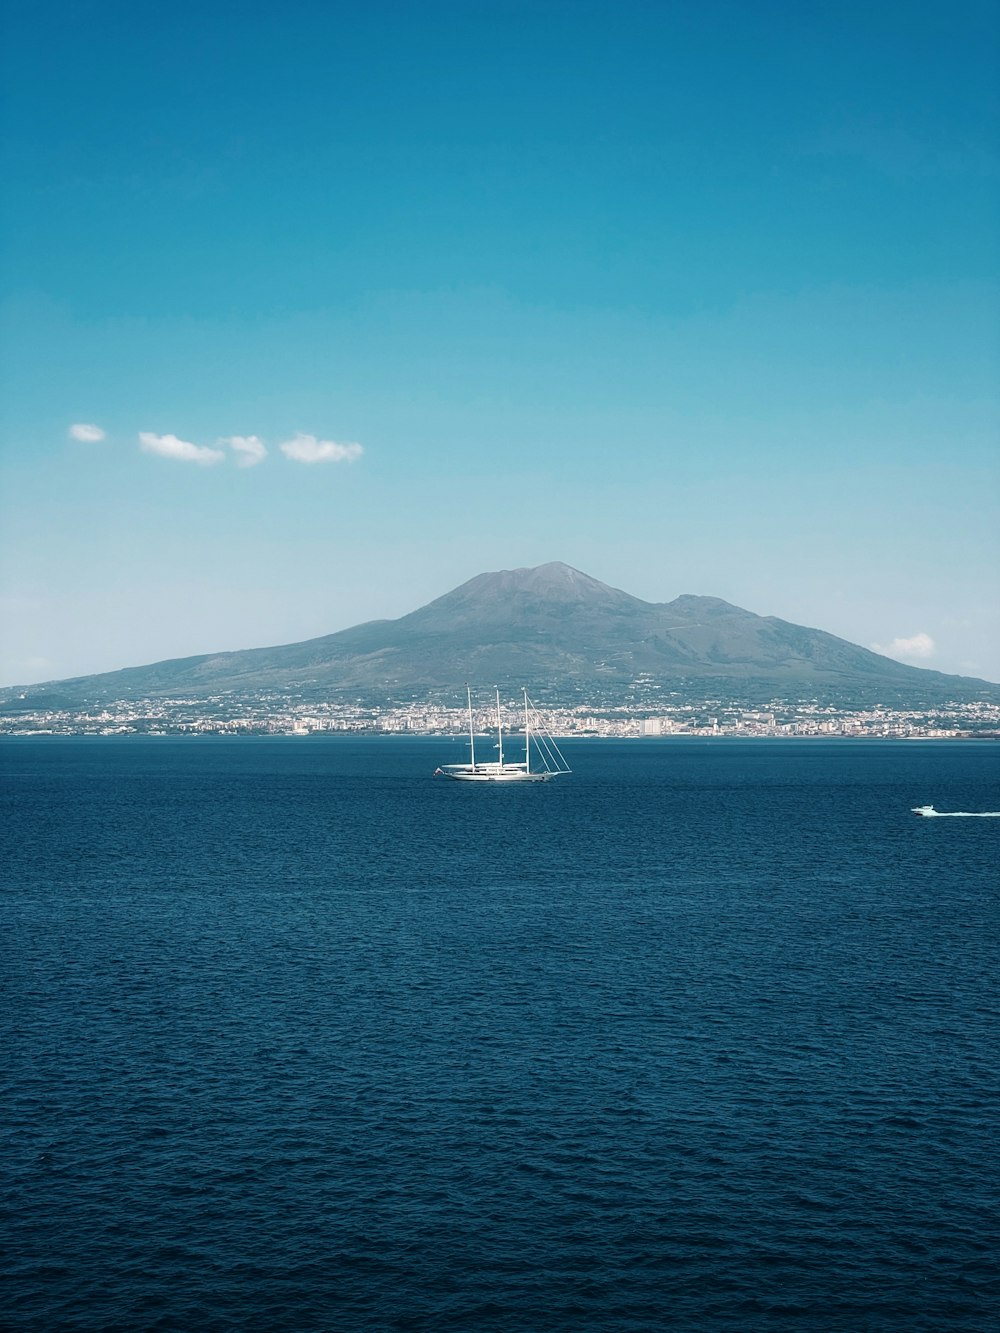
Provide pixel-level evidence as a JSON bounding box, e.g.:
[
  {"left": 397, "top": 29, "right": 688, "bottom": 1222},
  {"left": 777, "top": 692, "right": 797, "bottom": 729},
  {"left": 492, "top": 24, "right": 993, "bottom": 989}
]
[{"left": 1, "top": 0, "right": 998, "bottom": 686}]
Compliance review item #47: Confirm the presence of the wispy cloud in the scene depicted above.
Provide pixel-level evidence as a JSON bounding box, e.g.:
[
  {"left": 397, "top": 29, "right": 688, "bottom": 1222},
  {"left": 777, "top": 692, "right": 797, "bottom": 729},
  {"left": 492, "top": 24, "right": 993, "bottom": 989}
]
[
  {"left": 69, "top": 422, "right": 106, "bottom": 442},
  {"left": 138, "top": 432, "right": 225, "bottom": 466},
  {"left": 221, "top": 435, "right": 267, "bottom": 468},
  {"left": 279, "top": 433, "right": 363, "bottom": 464},
  {"left": 871, "top": 632, "right": 936, "bottom": 660}
]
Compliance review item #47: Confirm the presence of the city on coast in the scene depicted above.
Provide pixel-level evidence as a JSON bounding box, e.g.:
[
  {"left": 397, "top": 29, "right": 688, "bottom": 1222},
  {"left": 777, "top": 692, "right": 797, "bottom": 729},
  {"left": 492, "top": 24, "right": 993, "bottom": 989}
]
[{"left": 4, "top": 694, "right": 998, "bottom": 739}]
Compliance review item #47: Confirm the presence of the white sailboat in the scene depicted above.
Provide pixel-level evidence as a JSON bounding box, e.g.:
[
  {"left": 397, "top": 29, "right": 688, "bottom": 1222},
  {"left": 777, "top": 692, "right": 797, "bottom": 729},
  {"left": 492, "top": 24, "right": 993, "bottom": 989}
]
[{"left": 435, "top": 686, "right": 571, "bottom": 782}]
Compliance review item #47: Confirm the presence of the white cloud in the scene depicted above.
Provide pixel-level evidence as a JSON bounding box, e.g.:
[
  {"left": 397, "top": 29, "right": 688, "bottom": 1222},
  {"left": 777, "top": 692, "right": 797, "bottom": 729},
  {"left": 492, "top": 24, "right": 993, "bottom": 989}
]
[
  {"left": 279, "top": 433, "right": 363, "bottom": 464},
  {"left": 871, "top": 632, "right": 936, "bottom": 661},
  {"left": 69, "top": 422, "right": 106, "bottom": 442},
  {"left": 138, "top": 432, "right": 225, "bottom": 466},
  {"left": 221, "top": 435, "right": 267, "bottom": 468}
]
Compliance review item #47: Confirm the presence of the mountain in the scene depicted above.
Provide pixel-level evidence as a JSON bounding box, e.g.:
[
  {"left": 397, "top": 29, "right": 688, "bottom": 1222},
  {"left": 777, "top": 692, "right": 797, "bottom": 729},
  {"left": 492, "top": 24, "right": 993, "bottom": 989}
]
[{"left": 3, "top": 562, "right": 997, "bottom": 709}]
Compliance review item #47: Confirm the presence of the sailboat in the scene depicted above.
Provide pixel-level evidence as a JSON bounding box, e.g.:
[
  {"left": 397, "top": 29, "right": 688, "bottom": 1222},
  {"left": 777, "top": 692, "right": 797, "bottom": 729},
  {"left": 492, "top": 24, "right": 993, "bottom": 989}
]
[{"left": 435, "top": 686, "right": 571, "bottom": 782}]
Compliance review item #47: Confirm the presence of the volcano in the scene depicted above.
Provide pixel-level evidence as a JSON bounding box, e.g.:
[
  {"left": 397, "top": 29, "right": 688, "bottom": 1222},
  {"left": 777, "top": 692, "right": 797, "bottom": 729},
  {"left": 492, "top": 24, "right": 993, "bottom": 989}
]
[{"left": 3, "top": 562, "right": 996, "bottom": 709}]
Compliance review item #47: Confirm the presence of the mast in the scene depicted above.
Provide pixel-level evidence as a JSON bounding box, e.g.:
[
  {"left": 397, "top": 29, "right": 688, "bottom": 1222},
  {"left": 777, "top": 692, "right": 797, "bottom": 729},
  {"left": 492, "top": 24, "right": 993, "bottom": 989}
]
[
  {"left": 523, "top": 688, "right": 531, "bottom": 774},
  {"left": 496, "top": 686, "right": 504, "bottom": 770},
  {"left": 467, "top": 683, "right": 476, "bottom": 771}
]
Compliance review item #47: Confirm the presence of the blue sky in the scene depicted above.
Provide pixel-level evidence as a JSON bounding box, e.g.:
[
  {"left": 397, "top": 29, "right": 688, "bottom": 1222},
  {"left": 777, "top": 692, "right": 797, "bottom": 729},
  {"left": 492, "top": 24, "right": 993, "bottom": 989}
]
[{"left": 2, "top": 0, "right": 998, "bottom": 685}]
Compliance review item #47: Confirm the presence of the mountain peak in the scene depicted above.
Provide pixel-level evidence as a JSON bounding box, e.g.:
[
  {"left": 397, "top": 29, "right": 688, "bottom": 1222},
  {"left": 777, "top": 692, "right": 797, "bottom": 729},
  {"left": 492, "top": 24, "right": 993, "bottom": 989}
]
[
  {"left": 463, "top": 560, "right": 605, "bottom": 592},
  {"left": 412, "top": 562, "right": 648, "bottom": 624},
  {"left": 664, "top": 593, "right": 748, "bottom": 615},
  {"left": 483, "top": 561, "right": 628, "bottom": 599},
  {"left": 524, "top": 560, "right": 601, "bottom": 585}
]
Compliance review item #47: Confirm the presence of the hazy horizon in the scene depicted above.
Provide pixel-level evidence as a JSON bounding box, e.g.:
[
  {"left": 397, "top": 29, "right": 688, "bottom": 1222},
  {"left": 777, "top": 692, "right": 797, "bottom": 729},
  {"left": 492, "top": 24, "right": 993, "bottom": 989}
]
[{"left": 2, "top": 2, "right": 998, "bottom": 685}]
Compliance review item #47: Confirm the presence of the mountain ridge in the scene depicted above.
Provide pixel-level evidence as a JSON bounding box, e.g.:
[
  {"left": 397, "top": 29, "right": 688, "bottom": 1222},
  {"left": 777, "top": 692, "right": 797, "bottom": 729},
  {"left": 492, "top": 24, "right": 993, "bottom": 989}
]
[{"left": 3, "top": 562, "right": 997, "bottom": 709}]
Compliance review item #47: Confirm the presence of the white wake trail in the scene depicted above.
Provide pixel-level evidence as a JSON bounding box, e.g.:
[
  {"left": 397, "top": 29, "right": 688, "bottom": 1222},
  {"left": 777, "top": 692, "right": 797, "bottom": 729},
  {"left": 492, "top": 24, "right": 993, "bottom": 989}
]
[{"left": 913, "top": 808, "right": 1000, "bottom": 818}]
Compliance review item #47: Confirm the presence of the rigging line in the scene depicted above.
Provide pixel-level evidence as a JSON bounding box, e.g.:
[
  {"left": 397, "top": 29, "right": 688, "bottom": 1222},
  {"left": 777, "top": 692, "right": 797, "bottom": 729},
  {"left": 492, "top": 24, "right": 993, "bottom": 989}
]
[{"left": 527, "top": 696, "right": 570, "bottom": 769}]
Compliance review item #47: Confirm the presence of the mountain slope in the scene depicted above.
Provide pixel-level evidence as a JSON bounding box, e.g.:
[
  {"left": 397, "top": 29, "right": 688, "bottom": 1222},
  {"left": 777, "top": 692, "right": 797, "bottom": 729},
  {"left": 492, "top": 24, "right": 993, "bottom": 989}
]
[{"left": 3, "top": 562, "right": 996, "bottom": 708}]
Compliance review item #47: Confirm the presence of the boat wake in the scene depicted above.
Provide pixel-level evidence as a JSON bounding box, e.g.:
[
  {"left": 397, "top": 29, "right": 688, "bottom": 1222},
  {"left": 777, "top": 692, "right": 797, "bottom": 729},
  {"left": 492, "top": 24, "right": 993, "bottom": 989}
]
[{"left": 912, "top": 805, "right": 1000, "bottom": 818}]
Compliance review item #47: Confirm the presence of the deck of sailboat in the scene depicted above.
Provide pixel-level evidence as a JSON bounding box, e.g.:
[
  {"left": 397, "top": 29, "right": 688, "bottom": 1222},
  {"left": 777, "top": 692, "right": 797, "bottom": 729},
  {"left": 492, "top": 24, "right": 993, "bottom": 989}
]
[{"left": 437, "top": 762, "right": 553, "bottom": 783}]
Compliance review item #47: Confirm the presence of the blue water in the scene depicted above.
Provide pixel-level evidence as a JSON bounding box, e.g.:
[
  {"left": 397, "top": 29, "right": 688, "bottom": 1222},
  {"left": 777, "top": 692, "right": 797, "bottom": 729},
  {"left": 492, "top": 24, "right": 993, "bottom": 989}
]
[{"left": 2, "top": 738, "right": 998, "bottom": 1331}]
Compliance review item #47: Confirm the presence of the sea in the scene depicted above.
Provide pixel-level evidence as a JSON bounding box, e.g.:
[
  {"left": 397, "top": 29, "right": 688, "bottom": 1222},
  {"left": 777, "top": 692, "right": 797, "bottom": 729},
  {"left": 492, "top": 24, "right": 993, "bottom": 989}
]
[{"left": 2, "top": 736, "right": 998, "bottom": 1332}]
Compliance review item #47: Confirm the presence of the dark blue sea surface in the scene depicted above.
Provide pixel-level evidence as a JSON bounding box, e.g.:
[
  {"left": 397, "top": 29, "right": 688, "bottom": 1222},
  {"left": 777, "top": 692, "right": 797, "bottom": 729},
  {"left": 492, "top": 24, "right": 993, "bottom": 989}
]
[{"left": 2, "top": 737, "right": 998, "bottom": 1331}]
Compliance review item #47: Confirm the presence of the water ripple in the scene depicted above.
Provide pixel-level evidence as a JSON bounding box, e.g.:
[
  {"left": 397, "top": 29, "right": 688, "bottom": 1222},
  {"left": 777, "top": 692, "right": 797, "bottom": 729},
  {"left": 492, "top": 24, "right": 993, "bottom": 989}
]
[{"left": 2, "top": 738, "right": 998, "bottom": 1330}]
